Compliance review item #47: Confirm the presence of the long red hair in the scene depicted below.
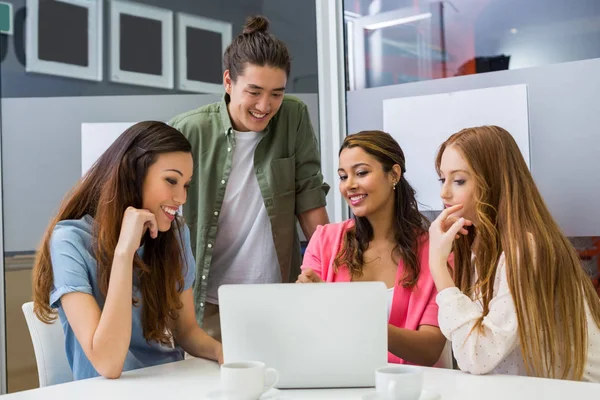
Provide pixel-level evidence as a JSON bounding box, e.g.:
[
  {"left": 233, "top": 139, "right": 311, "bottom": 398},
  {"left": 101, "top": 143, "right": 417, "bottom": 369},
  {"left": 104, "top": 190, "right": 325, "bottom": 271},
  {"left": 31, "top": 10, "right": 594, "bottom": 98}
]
[{"left": 436, "top": 125, "right": 600, "bottom": 379}]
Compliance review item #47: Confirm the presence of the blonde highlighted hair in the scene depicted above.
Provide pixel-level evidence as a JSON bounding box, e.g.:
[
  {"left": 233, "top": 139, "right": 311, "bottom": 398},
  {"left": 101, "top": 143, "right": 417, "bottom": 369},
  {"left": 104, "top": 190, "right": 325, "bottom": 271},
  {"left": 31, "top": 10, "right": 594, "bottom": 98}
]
[{"left": 436, "top": 125, "right": 600, "bottom": 380}]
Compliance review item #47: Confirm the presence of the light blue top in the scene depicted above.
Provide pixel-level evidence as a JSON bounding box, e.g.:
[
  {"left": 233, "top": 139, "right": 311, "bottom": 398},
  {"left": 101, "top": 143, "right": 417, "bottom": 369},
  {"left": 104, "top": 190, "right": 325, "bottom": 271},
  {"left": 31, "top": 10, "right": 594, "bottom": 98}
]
[{"left": 49, "top": 215, "right": 195, "bottom": 380}]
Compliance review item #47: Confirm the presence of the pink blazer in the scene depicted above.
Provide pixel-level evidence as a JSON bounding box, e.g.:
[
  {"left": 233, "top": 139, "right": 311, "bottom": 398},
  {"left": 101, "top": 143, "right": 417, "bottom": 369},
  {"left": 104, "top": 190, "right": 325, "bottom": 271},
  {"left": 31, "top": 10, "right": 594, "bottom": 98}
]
[{"left": 302, "top": 219, "right": 439, "bottom": 364}]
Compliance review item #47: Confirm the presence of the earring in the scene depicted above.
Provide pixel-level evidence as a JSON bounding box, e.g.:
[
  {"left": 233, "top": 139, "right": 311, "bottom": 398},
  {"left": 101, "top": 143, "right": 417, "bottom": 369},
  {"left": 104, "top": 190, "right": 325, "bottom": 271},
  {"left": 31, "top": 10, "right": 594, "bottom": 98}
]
[{"left": 392, "top": 181, "right": 397, "bottom": 190}]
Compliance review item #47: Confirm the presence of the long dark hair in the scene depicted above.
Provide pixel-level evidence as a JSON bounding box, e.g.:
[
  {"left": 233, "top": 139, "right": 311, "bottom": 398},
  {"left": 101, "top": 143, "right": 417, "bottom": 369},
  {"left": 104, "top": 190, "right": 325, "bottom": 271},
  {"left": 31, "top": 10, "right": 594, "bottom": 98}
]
[
  {"left": 33, "top": 121, "right": 193, "bottom": 345},
  {"left": 334, "top": 130, "right": 429, "bottom": 287},
  {"left": 224, "top": 15, "right": 291, "bottom": 81}
]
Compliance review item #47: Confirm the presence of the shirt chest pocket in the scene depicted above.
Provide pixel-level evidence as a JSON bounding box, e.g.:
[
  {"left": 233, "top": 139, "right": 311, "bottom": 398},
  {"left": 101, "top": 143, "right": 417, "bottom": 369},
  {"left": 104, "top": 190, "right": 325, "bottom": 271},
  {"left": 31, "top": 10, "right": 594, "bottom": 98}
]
[{"left": 269, "top": 155, "right": 295, "bottom": 195}]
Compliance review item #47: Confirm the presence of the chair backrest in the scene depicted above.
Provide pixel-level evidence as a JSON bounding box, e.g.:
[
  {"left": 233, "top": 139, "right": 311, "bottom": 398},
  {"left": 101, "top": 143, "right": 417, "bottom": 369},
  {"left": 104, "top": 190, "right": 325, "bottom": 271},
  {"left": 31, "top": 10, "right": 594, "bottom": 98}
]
[
  {"left": 21, "top": 302, "right": 73, "bottom": 387},
  {"left": 434, "top": 340, "right": 454, "bottom": 369}
]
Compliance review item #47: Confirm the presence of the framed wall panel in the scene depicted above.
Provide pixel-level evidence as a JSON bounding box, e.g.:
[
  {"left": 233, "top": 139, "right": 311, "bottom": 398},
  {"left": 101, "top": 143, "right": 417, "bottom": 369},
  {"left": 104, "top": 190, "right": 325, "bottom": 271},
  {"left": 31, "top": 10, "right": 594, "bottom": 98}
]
[
  {"left": 25, "top": 0, "right": 103, "bottom": 81},
  {"left": 110, "top": 0, "right": 173, "bottom": 89},
  {"left": 176, "top": 13, "right": 231, "bottom": 93}
]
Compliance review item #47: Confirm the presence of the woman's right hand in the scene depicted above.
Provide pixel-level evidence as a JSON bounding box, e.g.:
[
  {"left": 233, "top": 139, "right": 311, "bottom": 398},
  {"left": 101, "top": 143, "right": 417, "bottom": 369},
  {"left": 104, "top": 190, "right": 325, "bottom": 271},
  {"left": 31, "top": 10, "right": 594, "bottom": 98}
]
[
  {"left": 115, "top": 207, "right": 158, "bottom": 256},
  {"left": 296, "top": 268, "right": 324, "bottom": 283},
  {"left": 429, "top": 204, "right": 471, "bottom": 265}
]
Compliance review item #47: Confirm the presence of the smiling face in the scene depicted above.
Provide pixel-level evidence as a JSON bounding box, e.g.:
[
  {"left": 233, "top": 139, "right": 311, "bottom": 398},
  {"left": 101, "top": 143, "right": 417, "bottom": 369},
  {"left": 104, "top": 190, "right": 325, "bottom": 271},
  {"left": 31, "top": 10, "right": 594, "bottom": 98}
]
[
  {"left": 338, "top": 146, "right": 400, "bottom": 221},
  {"left": 141, "top": 151, "right": 193, "bottom": 232},
  {"left": 224, "top": 63, "right": 287, "bottom": 132},
  {"left": 438, "top": 145, "right": 477, "bottom": 222}
]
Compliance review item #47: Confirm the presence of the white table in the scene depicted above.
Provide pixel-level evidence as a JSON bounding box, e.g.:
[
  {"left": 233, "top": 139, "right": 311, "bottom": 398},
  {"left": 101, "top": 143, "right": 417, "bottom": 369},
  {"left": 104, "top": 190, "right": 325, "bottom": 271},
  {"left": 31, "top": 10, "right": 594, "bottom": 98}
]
[{"left": 2, "top": 358, "right": 597, "bottom": 399}]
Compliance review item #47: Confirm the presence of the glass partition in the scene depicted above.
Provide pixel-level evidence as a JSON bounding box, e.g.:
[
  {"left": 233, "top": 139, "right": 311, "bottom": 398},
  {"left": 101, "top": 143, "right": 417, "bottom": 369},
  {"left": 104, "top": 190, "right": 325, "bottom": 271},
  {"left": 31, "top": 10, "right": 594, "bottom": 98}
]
[{"left": 344, "top": 0, "right": 600, "bottom": 89}]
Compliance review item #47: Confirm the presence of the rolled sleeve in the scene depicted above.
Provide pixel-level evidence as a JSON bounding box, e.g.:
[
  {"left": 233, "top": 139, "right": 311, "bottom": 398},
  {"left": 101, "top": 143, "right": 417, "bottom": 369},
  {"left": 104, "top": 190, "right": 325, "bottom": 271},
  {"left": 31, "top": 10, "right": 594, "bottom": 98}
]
[
  {"left": 294, "top": 105, "right": 329, "bottom": 215},
  {"left": 49, "top": 231, "right": 93, "bottom": 309},
  {"left": 296, "top": 186, "right": 328, "bottom": 215}
]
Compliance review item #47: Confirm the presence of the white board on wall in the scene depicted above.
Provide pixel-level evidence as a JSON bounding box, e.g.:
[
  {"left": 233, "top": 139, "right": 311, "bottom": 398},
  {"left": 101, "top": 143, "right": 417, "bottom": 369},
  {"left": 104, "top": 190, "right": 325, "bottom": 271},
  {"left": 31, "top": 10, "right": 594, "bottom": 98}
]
[
  {"left": 383, "top": 84, "right": 530, "bottom": 211},
  {"left": 81, "top": 122, "right": 137, "bottom": 176}
]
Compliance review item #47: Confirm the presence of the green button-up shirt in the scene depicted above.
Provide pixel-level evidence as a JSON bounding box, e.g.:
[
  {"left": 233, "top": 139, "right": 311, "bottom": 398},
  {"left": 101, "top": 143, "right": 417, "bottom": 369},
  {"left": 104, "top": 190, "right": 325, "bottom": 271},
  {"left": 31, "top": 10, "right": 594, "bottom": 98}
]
[{"left": 169, "top": 94, "right": 329, "bottom": 324}]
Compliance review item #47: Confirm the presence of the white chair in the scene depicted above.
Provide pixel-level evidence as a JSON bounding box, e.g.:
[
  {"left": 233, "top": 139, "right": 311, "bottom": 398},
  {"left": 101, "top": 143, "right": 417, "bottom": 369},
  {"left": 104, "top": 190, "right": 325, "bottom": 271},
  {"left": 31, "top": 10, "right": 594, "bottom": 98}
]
[
  {"left": 21, "top": 302, "right": 73, "bottom": 387},
  {"left": 434, "top": 340, "right": 454, "bottom": 369}
]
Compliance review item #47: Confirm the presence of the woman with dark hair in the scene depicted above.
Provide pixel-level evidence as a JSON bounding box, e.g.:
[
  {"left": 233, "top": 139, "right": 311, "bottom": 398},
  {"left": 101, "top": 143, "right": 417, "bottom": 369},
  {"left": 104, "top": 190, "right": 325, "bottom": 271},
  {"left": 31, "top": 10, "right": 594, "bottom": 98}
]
[
  {"left": 297, "top": 130, "right": 448, "bottom": 366},
  {"left": 170, "top": 15, "right": 329, "bottom": 340},
  {"left": 32, "top": 121, "right": 222, "bottom": 380}
]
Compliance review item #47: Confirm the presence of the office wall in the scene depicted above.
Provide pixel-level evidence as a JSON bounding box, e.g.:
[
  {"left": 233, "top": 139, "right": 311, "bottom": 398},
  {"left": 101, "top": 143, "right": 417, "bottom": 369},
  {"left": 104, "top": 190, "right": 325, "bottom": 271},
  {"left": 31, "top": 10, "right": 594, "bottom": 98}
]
[
  {"left": 1, "top": 93, "right": 319, "bottom": 253},
  {"left": 1, "top": 0, "right": 319, "bottom": 97},
  {"left": 347, "top": 57, "right": 600, "bottom": 237},
  {"left": 262, "top": 0, "right": 319, "bottom": 93},
  {"left": 0, "top": 0, "right": 321, "bottom": 393},
  {"left": 0, "top": 0, "right": 321, "bottom": 252}
]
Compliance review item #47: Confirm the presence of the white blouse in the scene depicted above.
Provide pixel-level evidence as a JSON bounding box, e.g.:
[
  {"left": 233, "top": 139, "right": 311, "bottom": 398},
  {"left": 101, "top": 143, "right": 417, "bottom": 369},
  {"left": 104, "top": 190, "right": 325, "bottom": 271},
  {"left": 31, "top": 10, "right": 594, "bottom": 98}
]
[{"left": 436, "top": 253, "right": 600, "bottom": 382}]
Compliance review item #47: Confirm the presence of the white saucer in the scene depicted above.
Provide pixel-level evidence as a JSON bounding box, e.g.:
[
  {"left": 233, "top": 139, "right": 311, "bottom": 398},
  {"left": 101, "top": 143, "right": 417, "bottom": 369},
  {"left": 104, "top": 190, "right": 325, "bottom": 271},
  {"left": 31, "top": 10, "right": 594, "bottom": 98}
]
[
  {"left": 205, "top": 388, "right": 284, "bottom": 400},
  {"left": 362, "top": 389, "right": 440, "bottom": 400}
]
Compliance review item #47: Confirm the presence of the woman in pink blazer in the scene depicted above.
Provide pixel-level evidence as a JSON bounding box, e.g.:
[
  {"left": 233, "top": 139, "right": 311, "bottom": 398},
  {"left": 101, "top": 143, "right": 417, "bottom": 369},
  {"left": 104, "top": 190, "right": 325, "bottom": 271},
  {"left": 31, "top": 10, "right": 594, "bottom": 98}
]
[{"left": 297, "top": 130, "right": 450, "bottom": 366}]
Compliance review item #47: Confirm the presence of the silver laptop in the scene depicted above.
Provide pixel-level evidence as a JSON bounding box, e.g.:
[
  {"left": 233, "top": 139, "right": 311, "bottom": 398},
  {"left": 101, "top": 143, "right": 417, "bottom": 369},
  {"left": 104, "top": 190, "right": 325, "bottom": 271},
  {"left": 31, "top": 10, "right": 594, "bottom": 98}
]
[{"left": 219, "top": 282, "right": 388, "bottom": 389}]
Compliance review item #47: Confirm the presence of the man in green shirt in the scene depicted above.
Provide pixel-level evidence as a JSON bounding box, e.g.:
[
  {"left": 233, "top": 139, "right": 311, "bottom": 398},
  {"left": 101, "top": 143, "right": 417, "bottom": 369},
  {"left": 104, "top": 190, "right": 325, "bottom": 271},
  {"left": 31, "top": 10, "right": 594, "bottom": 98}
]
[{"left": 169, "top": 16, "right": 329, "bottom": 338}]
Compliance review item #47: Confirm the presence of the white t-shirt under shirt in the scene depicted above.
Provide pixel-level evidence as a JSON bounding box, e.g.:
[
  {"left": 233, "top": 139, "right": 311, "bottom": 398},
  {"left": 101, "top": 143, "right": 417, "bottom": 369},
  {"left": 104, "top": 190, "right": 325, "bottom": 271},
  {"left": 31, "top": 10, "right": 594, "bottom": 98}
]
[
  {"left": 206, "top": 130, "right": 281, "bottom": 304},
  {"left": 386, "top": 287, "right": 394, "bottom": 321}
]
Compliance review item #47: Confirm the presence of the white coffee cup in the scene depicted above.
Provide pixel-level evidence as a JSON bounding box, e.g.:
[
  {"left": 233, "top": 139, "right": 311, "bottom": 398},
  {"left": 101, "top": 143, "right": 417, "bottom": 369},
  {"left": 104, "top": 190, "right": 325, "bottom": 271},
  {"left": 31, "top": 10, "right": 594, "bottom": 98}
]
[
  {"left": 375, "top": 365, "right": 423, "bottom": 400},
  {"left": 220, "top": 361, "right": 279, "bottom": 400}
]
